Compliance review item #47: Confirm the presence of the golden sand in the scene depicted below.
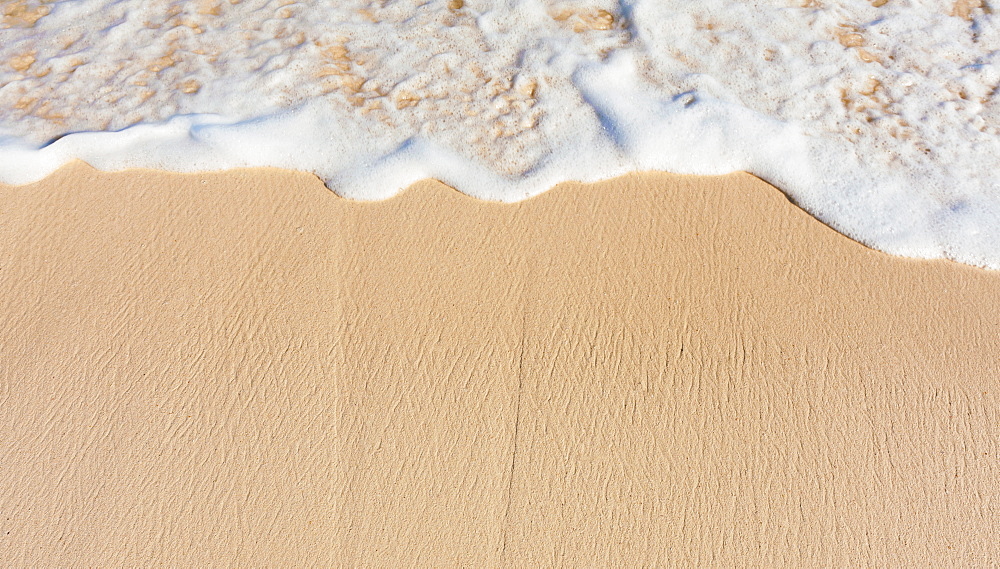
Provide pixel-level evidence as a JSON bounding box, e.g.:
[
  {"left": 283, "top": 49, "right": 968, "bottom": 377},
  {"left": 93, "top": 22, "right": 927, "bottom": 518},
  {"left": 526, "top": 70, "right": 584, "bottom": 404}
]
[{"left": 1, "top": 163, "right": 999, "bottom": 565}]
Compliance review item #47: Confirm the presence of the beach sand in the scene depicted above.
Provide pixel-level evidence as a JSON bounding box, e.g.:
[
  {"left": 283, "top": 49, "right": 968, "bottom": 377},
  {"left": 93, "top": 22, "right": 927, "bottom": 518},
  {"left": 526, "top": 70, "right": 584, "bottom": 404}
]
[{"left": 1, "top": 162, "right": 999, "bottom": 566}]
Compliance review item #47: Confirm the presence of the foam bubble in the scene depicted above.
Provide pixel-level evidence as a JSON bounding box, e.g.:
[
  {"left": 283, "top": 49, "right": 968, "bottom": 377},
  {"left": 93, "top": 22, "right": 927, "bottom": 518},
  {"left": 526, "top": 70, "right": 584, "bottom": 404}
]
[{"left": 2, "top": 0, "right": 1000, "bottom": 267}]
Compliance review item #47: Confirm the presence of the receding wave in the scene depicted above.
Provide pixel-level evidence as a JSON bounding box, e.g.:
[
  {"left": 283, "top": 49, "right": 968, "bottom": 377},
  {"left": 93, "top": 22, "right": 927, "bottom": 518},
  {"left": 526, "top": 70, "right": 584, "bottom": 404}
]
[{"left": 2, "top": 0, "right": 999, "bottom": 267}]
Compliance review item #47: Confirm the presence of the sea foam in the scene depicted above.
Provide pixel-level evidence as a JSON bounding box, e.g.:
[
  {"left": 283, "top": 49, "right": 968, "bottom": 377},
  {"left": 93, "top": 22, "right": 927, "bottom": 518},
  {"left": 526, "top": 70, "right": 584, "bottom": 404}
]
[{"left": 2, "top": 0, "right": 999, "bottom": 267}]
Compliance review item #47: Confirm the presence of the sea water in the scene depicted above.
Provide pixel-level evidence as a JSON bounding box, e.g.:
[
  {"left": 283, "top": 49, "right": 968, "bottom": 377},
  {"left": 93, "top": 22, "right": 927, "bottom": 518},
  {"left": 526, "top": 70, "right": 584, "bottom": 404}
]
[{"left": 2, "top": 0, "right": 999, "bottom": 268}]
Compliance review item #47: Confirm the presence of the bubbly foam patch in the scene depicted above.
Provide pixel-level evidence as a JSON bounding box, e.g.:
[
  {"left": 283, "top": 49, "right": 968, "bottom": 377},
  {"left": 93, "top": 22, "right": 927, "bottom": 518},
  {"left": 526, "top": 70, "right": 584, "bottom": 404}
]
[{"left": 2, "top": 0, "right": 1000, "bottom": 267}]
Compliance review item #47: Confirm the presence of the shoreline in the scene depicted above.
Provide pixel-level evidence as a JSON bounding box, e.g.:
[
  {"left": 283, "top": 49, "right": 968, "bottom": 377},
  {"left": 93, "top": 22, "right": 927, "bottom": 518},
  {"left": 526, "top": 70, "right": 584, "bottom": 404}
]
[{"left": 2, "top": 163, "right": 998, "bottom": 565}]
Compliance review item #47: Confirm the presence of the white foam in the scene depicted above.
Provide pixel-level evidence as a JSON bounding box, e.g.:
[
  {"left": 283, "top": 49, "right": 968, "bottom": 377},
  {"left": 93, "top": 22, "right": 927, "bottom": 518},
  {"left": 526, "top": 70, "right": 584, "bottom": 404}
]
[{"left": 2, "top": 0, "right": 1000, "bottom": 267}]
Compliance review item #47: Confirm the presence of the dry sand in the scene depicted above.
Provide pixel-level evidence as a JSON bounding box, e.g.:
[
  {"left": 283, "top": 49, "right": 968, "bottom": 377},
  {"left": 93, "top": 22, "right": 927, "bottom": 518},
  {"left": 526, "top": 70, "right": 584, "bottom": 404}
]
[{"left": 1, "top": 162, "right": 999, "bottom": 566}]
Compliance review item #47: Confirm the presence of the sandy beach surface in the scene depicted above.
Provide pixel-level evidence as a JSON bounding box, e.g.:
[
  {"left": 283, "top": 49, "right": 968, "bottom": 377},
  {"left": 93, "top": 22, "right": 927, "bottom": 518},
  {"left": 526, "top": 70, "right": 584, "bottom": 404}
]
[{"left": 2, "top": 163, "right": 999, "bottom": 566}]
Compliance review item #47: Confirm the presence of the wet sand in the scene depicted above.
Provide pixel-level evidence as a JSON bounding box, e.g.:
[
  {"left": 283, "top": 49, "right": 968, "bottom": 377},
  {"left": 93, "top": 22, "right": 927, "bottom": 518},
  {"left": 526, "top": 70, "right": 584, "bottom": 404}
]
[{"left": 1, "top": 163, "right": 999, "bottom": 566}]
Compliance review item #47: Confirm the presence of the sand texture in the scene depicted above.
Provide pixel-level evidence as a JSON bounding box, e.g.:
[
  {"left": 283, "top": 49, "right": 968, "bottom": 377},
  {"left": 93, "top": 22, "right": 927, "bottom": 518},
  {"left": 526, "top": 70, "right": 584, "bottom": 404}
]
[{"left": 1, "top": 163, "right": 999, "bottom": 566}]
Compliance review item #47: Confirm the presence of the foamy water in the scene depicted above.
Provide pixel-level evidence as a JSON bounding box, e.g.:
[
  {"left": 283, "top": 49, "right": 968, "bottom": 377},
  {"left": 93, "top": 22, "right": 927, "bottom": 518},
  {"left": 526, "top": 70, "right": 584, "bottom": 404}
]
[{"left": 2, "top": 0, "right": 999, "bottom": 267}]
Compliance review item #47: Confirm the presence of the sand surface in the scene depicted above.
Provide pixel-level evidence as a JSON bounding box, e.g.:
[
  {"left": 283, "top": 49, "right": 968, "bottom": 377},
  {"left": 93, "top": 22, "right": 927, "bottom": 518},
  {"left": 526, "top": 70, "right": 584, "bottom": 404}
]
[{"left": 1, "top": 163, "right": 999, "bottom": 566}]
